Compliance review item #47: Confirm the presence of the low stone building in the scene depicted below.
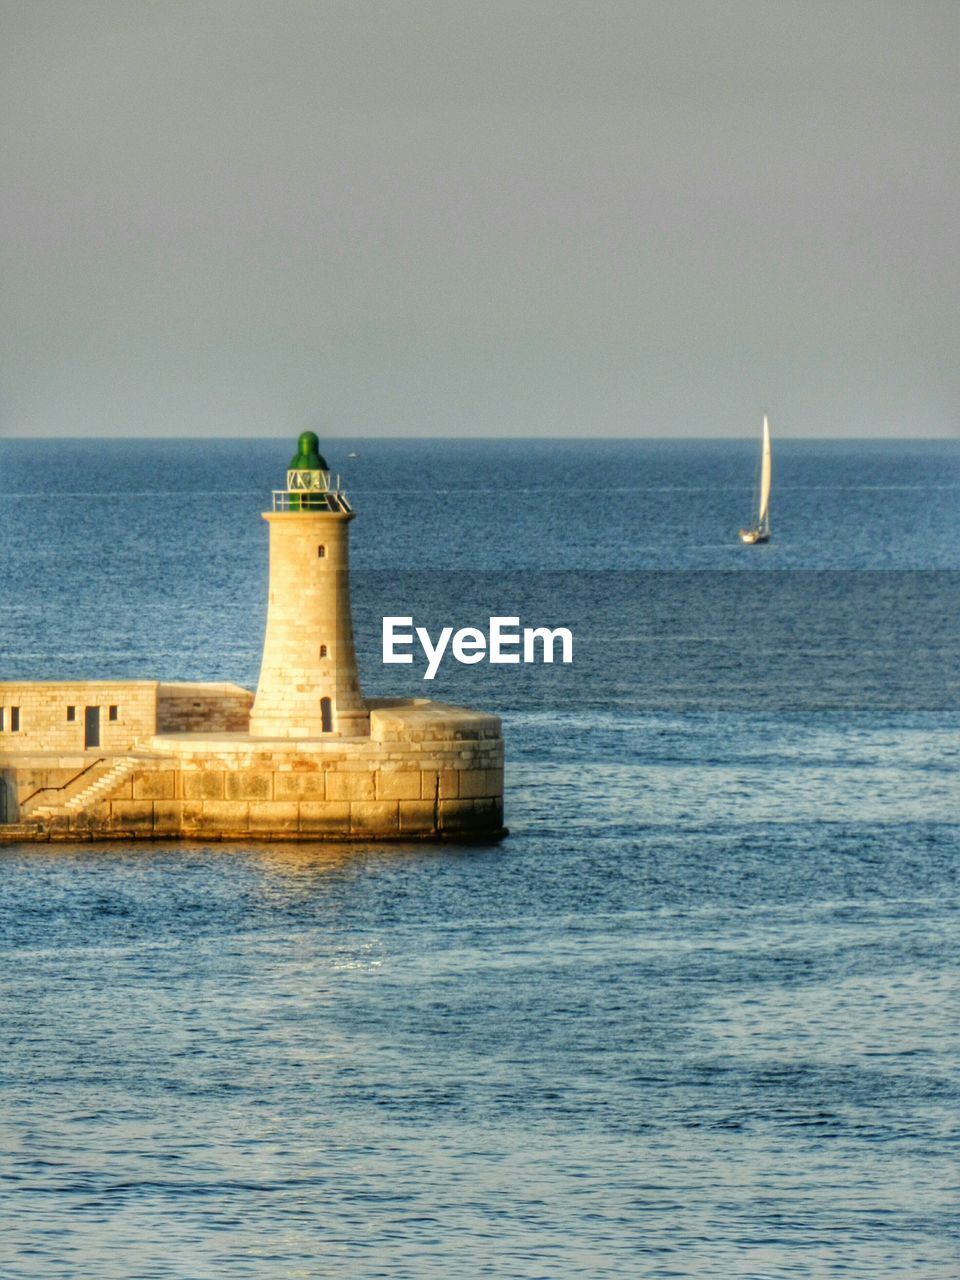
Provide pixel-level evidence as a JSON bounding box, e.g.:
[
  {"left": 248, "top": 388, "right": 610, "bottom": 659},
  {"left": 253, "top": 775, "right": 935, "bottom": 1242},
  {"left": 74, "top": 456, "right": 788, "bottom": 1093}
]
[{"left": 0, "top": 435, "right": 505, "bottom": 842}]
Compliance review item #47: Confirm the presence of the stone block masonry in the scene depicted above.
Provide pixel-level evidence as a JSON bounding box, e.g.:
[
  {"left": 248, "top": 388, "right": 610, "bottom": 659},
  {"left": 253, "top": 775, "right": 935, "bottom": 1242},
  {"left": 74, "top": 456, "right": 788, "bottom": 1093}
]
[
  {"left": 0, "top": 681, "right": 253, "bottom": 754},
  {"left": 0, "top": 681, "right": 158, "bottom": 754},
  {"left": 0, "top": 693, "right": 504, "bottom": 841}
]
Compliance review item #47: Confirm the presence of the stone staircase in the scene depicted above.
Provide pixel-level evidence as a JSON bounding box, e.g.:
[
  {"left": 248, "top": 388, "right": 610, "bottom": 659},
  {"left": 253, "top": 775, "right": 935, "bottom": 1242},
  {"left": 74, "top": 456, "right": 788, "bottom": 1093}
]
[{"left": 24, "top": 756, "right": 140, "bottom": 823}]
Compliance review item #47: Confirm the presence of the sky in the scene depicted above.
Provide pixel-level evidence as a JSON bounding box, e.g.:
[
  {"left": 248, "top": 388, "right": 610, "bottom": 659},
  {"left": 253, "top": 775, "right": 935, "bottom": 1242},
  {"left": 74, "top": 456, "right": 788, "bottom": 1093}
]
[{"left": 1, "top": 0, "right": 957, "bottom": 438}]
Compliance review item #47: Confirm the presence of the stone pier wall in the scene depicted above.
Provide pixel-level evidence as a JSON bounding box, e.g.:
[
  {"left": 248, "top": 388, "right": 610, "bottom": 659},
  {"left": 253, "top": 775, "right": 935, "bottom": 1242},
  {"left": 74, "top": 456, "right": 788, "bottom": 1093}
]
[{"left": 0, "top": 699, "right": 505, "bottom": 842}]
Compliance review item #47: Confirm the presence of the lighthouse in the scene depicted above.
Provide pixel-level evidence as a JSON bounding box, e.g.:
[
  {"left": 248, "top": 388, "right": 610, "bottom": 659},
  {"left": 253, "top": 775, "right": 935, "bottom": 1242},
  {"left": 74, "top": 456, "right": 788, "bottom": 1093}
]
[
  {"left": 2, "top": 426, "right": 505, "bottom": 842},
  {"left": 249, "top": 432, "right": 370, "bottom": 739}
]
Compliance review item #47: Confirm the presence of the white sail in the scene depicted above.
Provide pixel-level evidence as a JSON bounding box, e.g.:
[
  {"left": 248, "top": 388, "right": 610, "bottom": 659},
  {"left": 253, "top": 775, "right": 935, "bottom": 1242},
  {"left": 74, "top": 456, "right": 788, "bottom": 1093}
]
[{"left": 757, "top": 414, "right": 772, "bottom": 527}]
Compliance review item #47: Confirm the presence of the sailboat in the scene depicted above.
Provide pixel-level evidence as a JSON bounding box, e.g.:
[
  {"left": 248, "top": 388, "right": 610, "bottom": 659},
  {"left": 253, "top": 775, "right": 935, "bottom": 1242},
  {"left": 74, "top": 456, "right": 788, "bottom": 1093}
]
[{"left": 738, "top": 414, "right": 772, "bottom": 544}]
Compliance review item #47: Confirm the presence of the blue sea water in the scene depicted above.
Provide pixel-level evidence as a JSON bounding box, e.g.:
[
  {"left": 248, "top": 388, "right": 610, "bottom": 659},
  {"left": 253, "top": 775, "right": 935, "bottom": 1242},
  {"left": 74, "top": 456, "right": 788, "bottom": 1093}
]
[{"left": 1, "top": 438, "right": 958, "bottom": 1278}]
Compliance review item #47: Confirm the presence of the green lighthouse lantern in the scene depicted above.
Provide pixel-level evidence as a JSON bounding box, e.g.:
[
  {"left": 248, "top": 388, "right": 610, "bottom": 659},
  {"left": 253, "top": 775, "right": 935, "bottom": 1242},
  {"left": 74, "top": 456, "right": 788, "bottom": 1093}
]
[
  {"left": 272, "top": 431, "right": 352, "bottom": 514},
  {"left": 286, "top": 430, "right": 330, "bottom": 510}
]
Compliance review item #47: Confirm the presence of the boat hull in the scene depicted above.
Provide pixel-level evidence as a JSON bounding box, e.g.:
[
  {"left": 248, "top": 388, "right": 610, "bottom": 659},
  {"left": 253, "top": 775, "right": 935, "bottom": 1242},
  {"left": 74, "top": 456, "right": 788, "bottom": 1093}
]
[{"left": 738, "top": 528, "right": 770, "bottom": 545}]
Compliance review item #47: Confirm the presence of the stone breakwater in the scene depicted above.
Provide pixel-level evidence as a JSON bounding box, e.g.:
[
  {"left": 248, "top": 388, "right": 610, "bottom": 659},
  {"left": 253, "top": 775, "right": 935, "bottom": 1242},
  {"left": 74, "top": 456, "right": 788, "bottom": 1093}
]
[
  {"left": 0, "top": 687, "right": 504, "bottom": 842},
  {"left": 0, "top": 435, "right": 507, "bottom": 845}
]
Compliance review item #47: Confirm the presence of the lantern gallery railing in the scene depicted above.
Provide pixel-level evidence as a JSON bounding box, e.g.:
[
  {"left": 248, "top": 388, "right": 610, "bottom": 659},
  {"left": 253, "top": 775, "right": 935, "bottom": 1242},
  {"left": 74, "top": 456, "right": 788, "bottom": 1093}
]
[{"left": 271, "top": 490, "right": 353, "bottom": 513}]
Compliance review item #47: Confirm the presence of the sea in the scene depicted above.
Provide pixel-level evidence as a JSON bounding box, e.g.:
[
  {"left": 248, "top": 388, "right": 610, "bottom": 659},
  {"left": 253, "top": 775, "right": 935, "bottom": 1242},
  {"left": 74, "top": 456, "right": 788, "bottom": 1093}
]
[{"left": 1, "top": 437, "right": 958, "bottom": 1279}]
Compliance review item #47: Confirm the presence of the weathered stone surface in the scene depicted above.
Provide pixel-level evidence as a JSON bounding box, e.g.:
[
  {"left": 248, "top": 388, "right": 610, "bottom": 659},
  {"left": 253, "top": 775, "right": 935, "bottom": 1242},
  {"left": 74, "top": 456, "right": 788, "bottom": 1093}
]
[
  {"left": 274, "top": 772, "right": 326, "bottom": 801},
  {"left": 182, "top": 771, "right": 225, "bottom": 800},
  {"left": 133, "top": 771, "right": 176, "bottom": 800},
  {"left": 458, "top": 770, "right": 491, "bottom": 799},
  {"left": 420, "top": 769, "right": 459, "bottom": 800},
  {"left": 326, "top": 771, "right": 376, "bottom": 802},
  {"left": 157, "top": 683, "right": 252, "bottom": 733},
  {"left": 109, "top": 800, "right": 155, "bottom": 832},
  {"left": 299, "top": 801, "right": 350, "bottom": 834},
  {"left": 350, "top": 801, "right": 399, "bottom": 834},
  {"left": 399, "top": 799, "right": 437, "bottom": 833},
  {"left": 224, "top": 771, "right": 273, "bottom": 801},
  {"left": 179, "top": 801, "right": 204, "bottom": 831},
  {"left": 438, "top": 798, "right": 503, "bottom": 832},
  {"left": 369, "top": 700, "right": 501, "bottom": 744},
  {"left": 199, "top": 800, "right": 247, "bottom": 833},
  {"left": 153, "top": 801, "right": 183, "bottom": 835},
  {"left": 248, "top": 801, "right": 299, "bottom": 834},
  {"left": 376, "top": 770, "right": 421, "bottom": 801}
]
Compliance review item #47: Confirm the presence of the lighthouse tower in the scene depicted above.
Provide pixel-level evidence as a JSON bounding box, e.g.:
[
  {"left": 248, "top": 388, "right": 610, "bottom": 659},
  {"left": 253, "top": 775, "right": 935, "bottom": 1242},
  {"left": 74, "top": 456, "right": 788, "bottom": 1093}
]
[{"left": 249, "top": 433, "right": 369, "bottom": 739}]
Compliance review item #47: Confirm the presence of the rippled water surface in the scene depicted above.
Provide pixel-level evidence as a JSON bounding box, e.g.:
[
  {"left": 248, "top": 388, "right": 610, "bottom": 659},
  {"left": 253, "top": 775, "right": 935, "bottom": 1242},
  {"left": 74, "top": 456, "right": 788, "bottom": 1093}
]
[{"left": 1, "top": 439, "right": 958, "bottom": 1277}]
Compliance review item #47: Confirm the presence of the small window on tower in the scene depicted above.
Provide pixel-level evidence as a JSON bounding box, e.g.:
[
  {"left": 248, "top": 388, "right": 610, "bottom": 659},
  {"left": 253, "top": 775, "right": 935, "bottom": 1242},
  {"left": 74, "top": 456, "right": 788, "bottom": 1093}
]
[
  {"left": 320, "top": 697, "right": 333, "bottom": 733},
  {"left": 67, "top": 706, "right": 76, "bottom": 721},
  {"left": 317, "top": 545, "right": 326, "bottom": 558},
  {"left": 109, "top": 705, "right": 118, "bottom": 721},
  {"left": 11, "top": 708, "right": 20, "bottom": 732},
  {"left": 319, "top": 644, "right": 328, "bottom": 658}
]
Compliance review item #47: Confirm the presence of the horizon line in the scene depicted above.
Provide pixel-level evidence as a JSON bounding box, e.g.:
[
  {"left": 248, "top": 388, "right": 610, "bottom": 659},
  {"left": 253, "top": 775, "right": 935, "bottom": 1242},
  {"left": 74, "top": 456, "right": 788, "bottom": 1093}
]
[{"left": 1, "top": 433, "right": 956, "bottom": 444}]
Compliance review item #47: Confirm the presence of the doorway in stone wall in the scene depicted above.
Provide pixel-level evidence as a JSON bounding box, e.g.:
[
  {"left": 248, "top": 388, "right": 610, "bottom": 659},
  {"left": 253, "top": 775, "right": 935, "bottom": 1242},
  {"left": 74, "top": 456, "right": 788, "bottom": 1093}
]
[
  {"left": 84, "top": 706, "right": 100, "bottom": 749},
  {"left": 0, "top": 778, "right": 7, "bottom": 823}
]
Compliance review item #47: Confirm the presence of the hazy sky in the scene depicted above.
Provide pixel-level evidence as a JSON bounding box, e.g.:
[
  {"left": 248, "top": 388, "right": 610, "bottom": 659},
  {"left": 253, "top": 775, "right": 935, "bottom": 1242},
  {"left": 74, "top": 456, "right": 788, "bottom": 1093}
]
[{"left": 1, "top": 0, "right": 957, "bottom": 437}]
